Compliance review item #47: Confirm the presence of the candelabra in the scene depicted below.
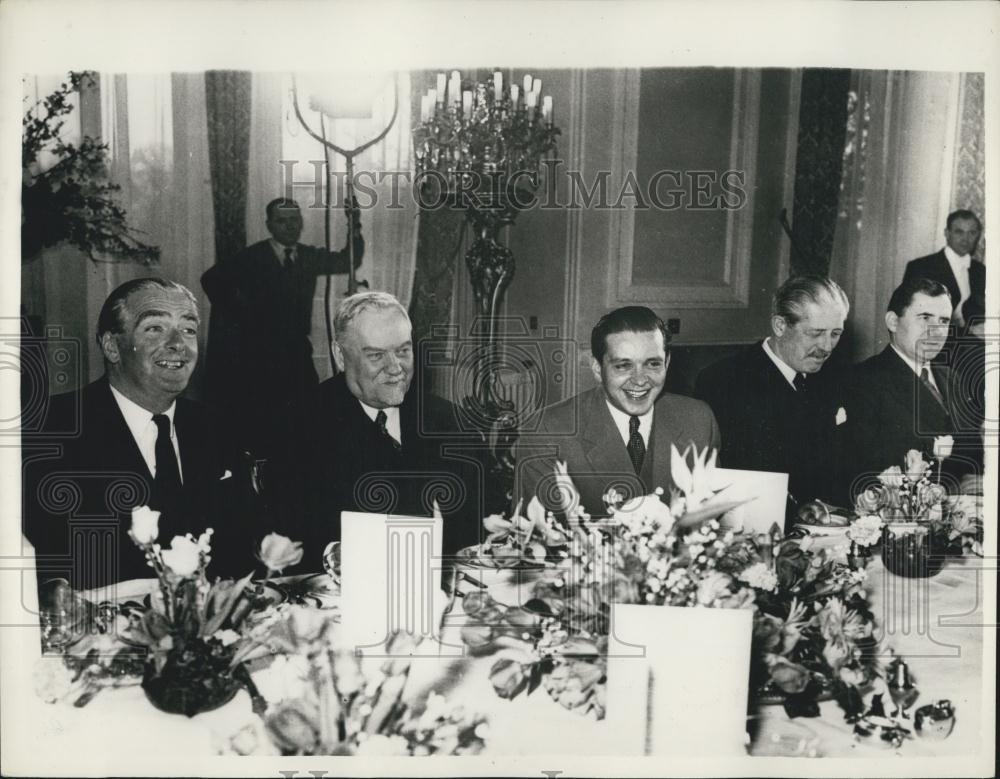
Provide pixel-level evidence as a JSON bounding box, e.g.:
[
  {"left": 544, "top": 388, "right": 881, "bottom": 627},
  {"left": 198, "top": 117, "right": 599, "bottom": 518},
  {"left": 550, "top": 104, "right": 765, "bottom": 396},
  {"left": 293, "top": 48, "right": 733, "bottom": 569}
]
[{"left": 413, "top": 70, "right": 559, "bottom": 503}]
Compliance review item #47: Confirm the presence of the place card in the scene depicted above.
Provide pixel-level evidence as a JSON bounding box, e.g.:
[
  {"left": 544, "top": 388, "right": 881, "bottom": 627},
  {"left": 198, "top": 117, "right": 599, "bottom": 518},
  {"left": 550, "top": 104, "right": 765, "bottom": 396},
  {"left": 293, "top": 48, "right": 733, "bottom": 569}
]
[
  {"left": 711, "top": 467, "right": 788, "bottom": 534},
  {"left": 339, "top": 511, "right": 454, "bottom": 657},
  {"left": 606, "top": 604, "right": 753, "bottom": 756}
]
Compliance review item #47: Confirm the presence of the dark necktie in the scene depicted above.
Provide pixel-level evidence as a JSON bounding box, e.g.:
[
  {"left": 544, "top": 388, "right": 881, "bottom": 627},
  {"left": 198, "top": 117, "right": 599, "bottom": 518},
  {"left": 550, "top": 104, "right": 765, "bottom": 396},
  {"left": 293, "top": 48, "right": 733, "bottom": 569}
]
[
  {"left": 920, "top": 366, "right": 946, "bottom": 408},
  {"left": 283, "top": 247, "right": 295, "bottom": 268},
  {"left": 626, "top": 415, "right": 645, "bottom": 475},
  {"left": 793, "top": 373, "right": 808, "bottom": 393},
  {"left": 152, "top": 414, "right": 182, "bottom": 510},
  {"left": 376, "top": 410, "right": 402, "bottom": 452}
]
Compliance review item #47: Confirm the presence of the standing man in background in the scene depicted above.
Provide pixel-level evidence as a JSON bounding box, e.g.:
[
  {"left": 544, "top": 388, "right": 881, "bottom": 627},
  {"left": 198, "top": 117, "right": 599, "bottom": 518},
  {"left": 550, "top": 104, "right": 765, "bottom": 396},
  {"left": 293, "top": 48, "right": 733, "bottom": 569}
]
[
  {"left": 903, "top": 209, "right": 984, "bottom": 332},
  {"left": 201, "top": 198, "right": 364, "bottom": 463}
]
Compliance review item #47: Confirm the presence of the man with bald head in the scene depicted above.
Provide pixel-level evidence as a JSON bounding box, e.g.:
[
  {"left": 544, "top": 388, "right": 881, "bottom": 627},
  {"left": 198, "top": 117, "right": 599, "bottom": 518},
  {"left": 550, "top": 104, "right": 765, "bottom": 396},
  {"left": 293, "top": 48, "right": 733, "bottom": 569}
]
[
  {"left": 695, "top": 275, "right": 851, "bottom": 521},
  {"left": 23, "top": 278, "right": 249, "bottom": 589}
]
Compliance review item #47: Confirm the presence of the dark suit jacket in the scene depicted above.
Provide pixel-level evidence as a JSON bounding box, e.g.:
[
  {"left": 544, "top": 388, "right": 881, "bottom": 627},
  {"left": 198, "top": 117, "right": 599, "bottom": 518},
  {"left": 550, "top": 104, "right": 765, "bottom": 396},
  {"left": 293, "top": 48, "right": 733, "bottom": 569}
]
[
  {"left": 694, "top": 342, "right": 848, "bottom": 512},
  {"left": 903, "top": 249, "right": 986, "bottom": 321},
  {"left": 843, "top": 346, "right": 982, "bottom": 492},
  {"left": 200, "top": 238, "right": 362, "bottom": 457},
  {"left": 514, "top": 385, "right": 721, "bottom": 517},
  {"left": 288, "top": 374, "right": 484, "bottom": 569},
  {"left": 21, "top": 378, "right": 256, "bottom": 590}
]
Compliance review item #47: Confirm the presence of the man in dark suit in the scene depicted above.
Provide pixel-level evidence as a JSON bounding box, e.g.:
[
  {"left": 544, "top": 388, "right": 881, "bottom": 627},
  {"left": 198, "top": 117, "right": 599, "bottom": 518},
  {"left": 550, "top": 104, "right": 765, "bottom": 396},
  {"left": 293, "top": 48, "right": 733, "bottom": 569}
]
[
  {"left": 902, "top": 209, "right": 984, "bottom": 332},
  {"left": 844, "top": 277, "right": 982, "bottom": 495},
  {"left": 291, "top": 292, "right": 483, "bottom": 570},
  {"left": 22, "top": 279, "right": 253, "bottom": 590},
  {"left": 516, "top": 306, "right": 720, "bottom": 518},
  {"left": 200, "top": 197, "right": 364, "bottom": 461},
  {"left": 695, "top": 276, "right": 850, "bottom": 522}
]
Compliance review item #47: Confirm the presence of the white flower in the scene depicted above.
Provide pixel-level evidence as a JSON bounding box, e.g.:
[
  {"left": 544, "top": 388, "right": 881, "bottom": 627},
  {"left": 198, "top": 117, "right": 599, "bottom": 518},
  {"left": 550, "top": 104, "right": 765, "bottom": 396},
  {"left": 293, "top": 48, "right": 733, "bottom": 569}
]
[
  {"left": 129, "top": 506, "right": 160, "bottom": 546},
  {"left": 616, "top": 492, "right": 675, "bottom": 535},
  {"left": 670, "top": 444, "right": 718, "bottom": 506},
  {"left": 33, "top": 658, "right": 76, "bottom": 703},
  {"left": 737, "top": 562, "right": 778, "bottom": 592},
  {"left": 212, "top": 628, "right": 241, "bottom": 646},
  {"left": 252, "top": 654, "right": 311, "bottom": 704},
  {"left": 847, "top": 515, "right": 883, "bottom": 547},
  {"left": 160, "top": 535, "right": 202, "bottom": 577},
  {"left": 257, "top": 533, "right": 304, "bottom": 573},
  {"left": 933, "top": 435, "right": 954, "bottom": 460}
]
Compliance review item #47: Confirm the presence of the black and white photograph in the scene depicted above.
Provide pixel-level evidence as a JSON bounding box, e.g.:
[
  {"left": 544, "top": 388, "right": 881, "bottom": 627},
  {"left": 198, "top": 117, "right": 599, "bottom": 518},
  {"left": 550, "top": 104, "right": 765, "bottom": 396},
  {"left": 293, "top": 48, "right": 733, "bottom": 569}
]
[{"left": 1, "top": 1, "right": 996, "bottom": 776}]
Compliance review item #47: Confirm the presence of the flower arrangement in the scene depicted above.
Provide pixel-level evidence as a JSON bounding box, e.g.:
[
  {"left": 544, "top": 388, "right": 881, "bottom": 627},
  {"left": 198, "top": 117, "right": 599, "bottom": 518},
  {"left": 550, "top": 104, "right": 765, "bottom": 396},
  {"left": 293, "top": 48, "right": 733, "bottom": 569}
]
[
  {"left": 853, "top": 449, "right": 984, "bottom": 563},
  {"left": 123, "top": 507, "right": 290, "bottom": 716},
  {"left": 22, "top": 72, "right": 159, "bottom": 265},
  {"left": 460, "top": 446, "right": 884, "bottom": 723},
  {"left": 227, "top": 606, "right": 488, "bottom": 756}
]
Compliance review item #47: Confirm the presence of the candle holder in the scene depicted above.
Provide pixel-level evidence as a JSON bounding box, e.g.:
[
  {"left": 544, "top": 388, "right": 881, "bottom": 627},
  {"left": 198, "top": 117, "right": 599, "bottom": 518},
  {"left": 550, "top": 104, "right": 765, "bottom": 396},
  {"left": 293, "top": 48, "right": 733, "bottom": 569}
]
[{"left": 414, "top": 71, "right": 560, "bottom": 505}]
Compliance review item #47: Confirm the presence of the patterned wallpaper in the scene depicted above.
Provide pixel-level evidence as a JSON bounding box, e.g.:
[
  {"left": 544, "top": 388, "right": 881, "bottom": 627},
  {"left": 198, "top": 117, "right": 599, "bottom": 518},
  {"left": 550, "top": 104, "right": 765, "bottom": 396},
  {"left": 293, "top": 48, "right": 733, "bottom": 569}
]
[{"left": 953, "top": 73, "right": 985, "bottom": 262}]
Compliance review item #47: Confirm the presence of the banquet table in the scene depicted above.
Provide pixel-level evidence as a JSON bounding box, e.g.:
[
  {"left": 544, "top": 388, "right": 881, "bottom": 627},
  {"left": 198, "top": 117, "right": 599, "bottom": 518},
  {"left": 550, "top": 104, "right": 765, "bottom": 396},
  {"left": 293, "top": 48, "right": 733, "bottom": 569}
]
[{"left": 18, "top": 548, "right": 986, "bottom": 762}]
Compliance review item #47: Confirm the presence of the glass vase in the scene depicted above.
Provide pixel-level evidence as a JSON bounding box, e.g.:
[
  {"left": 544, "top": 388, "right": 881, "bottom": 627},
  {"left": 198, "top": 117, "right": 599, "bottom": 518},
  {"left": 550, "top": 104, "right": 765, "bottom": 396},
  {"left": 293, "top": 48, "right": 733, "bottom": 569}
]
[
  {"left": 880, "top": 524, "right": 945, "bottom": 579},
  {"left": 142, "top": 636, "right": 242, "bottom": 717}
]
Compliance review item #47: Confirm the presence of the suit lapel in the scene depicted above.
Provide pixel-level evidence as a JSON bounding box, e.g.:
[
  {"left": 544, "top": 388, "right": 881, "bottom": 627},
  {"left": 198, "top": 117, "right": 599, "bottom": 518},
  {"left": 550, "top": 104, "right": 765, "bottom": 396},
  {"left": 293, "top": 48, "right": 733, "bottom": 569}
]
[
  {"left": 91, "top": 380, "right": 155, "bottom": 480},
  {"left": 931, "top": 251, "right": 961, "bottom": 307},
  {"left": 580, "top": 389, "right": 634, "bottom": 478}
]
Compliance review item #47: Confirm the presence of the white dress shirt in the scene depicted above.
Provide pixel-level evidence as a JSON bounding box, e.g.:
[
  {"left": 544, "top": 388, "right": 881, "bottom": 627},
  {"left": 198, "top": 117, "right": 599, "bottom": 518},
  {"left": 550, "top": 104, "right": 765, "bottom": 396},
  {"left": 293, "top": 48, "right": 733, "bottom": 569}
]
[
  {"left": 605, "top": 400, "right": 653, "bottom": 448},
  {"left": 943, "top": 245, "right": 972, "bottom": 317},
  {"left": 109, "top": 385, "right": 183, "bottom": 481},
  {"left": 889, "top": 344, "right": 942, "bottom": 393},
  {"left": 762, "top": 338, "right": 801, "bottom": 390},
  {"left": 269, "top": 239, "right": 297, "bottom": 265},
  {"left": 359, "top": 401, "right": 402, "bottom": 445}
]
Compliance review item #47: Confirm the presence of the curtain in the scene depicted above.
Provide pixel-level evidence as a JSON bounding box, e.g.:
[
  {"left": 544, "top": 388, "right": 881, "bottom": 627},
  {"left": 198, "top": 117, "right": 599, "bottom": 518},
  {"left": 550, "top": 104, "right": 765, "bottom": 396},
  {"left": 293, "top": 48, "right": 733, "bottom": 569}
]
[
  {"left": 830, "top": 70, "right": 970, "bottom": 362},
  {"left": 789, "top": 69, "right": 851, "bottom": 277},
  {"left": 246, "top": 71, "right": 419, "bottom": 382},
  {"left": 952, "top": 73, "right": 985, "bottom": 263},
  {"left": 84, "top": 73, "right": 216, "bottom": 395},
  {"left": 205, "top": 71, "right": 252, "bottom": 267}
]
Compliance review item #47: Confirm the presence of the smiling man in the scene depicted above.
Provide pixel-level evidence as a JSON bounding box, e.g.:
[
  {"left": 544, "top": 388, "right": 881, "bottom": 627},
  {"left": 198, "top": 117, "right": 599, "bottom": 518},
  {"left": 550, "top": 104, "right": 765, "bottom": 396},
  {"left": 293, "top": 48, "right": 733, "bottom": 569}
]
[
  {"left": 695, "top": 276, "right": 851, "bottom": 524},
  {"left": 844, "top": 277, "right": 982, "bottom": 494},
  {"left": 517, "top": 306, "right": 720, "bottom": 517},
  {"left": 23, "top": 278, "right": 250, "bottom": 589},
  {"left": 289, "top": 292, "right": 483, "bottom": 567}
]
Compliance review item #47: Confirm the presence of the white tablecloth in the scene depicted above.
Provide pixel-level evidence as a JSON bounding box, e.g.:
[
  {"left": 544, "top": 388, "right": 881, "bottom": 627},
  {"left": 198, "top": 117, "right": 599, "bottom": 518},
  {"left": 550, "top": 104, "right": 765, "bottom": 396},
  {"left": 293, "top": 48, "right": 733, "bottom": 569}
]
[{"left": 12, "top": 554, "right": 987, "bottom": 766}]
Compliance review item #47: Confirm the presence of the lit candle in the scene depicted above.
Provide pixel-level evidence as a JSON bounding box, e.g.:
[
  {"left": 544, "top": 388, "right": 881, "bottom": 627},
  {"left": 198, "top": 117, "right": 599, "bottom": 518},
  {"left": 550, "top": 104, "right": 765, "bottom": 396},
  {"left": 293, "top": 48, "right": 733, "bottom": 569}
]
[
  {"left": 523, "top": 74, "right": 533, "bottom": 95},
  {"left": 526, "top": 91, "right": 537, "bottom": 109},
  {"left": 462, "top": 90, "right": 473, "bottom": 119},
  {"left": 436, "top": 72, "right": 446, "bottom": 100},
  {"left": 510, "top": 85, "right": 520, "bottom": 106},
  {"left": 532, "top": 77, "right": 542, "bottom": 96},
  {"left": 494, "top": 70, "right": 502, "bottom": 97},
  {"left": 542, "top": 95, "right": 553, "bottom": 123},
  {"left": 450, "top": 72, "right": 461, "bottom": 104}
]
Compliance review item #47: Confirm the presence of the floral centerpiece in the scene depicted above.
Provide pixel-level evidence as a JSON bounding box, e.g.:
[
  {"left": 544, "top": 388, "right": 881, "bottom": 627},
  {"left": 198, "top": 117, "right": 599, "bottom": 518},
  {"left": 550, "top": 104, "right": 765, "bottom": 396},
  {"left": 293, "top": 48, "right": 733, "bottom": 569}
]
[
  {"left": 852, "top": 449, "right": 984, "bottom": 577},
  {"left": 224, "top": 606, "right": 488, "bottom": 756},
  {"left": 123, "top": 508, "right": 299, "bottom": 716},
  {"left": 460, "top": 446, "right": 884, "bottom": 723}
]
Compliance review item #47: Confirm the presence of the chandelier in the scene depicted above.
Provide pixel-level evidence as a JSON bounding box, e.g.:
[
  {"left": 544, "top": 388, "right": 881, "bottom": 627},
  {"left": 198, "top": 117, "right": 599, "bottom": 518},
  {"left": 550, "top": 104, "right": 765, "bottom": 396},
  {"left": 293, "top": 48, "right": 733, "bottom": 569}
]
[{"left": 413, "top": 70, "right": 559, "bottom": 206}]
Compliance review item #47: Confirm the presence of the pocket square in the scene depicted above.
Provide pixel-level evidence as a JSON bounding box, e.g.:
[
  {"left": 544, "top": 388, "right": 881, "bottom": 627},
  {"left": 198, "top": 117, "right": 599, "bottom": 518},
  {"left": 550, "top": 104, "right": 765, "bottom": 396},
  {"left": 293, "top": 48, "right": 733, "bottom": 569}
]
[
  {"left": 835, "top": 407, "right": 847, "bottom": 425},
  {"left": 220, "top": 469, "right": 233, "bottom": 481}
]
